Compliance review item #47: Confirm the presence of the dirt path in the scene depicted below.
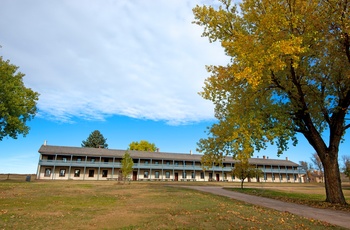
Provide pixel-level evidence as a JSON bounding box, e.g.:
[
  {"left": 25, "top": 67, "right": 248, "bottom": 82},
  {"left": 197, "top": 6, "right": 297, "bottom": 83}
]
[{"left": 183, "top": 186, "right": 350, "bottom": 229}]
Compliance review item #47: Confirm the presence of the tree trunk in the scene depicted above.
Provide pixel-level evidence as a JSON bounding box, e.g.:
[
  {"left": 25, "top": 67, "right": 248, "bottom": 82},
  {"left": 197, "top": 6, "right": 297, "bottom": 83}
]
[
  {"left": 322, "top": 152, "right": 347, "bottom": 204},
  {"left": 240, "top": 179, "right": 244, "bottom": 189}
]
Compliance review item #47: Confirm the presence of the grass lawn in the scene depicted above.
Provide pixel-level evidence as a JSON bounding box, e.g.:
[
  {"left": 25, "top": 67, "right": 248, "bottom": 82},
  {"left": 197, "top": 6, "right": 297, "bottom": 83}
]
[
  {"left": 225, "top": 182, "right": 350, "bottom": 212},
  {"left": 0, "top": 180, "right": 347, "bottom": 229}
]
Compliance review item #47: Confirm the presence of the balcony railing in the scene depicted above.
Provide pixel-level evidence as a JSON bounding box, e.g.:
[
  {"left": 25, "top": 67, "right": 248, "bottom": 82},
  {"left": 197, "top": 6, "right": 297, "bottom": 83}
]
[{"left": 39, "top": 160, "right": 305, "bottom": 174}]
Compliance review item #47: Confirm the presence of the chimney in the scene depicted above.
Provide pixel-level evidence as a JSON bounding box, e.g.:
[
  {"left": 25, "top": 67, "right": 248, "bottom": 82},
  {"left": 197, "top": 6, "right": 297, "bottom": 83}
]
[
  {"left": 190, "top": 150, "right": 192, "bottom": 155},
  {"left": 156, "top": 148, "right": 159, "bottom": 152},
  {"left": 286, "top": 157, "right": 289, "bottom": 161},
  {"left": 263, "top": 155, "right": 266, "bottom": 159},
  {"left": 44, "top": 140, "right": 47, "bottom": 146}
]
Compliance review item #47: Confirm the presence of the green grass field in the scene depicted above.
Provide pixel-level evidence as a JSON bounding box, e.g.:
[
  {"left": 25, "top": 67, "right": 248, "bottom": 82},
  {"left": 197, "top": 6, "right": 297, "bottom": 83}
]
[{"left": 0, "top": 179, "right": 348, "bottom": 229}]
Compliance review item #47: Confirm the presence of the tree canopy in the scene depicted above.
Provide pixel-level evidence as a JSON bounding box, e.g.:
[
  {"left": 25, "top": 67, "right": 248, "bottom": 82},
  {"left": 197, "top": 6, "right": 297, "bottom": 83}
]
[
  {"left": 193, "top": 0, "right": 349, "bottom": 204},
  {"left": 81, "top": 130, "right": 108, "bottom": 148},
  {"left": 0, "top": 56, "right": 39, "bottom": 141},
  {"left": 128, "top": 140, "right": 157, "bottom": 152}
]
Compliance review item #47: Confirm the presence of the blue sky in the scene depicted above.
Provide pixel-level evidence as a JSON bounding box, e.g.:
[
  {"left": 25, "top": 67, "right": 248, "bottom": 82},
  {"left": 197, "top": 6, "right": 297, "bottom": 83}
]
[{"left": 1, "top": 0, "right": 349, "bottom": 174}]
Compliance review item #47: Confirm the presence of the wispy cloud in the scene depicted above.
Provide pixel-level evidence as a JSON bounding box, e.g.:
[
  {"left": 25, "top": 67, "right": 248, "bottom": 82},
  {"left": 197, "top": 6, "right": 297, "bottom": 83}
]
[{"left": 1, "top": 0, "right": 229, "bottom": 125}]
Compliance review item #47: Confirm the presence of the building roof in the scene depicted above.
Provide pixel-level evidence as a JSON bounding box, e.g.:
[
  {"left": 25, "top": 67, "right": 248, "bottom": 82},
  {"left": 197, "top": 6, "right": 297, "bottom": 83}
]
[{"left": 38, "top": 145, "right": 299, "bottom": 167}]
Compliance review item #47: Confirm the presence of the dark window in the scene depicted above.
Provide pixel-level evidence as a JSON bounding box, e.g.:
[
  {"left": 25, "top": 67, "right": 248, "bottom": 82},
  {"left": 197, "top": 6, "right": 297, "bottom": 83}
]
[
  {"left": 200, "top": 172, "right": 204, "bottom": 179},
  {"left": 45, "top": 168, "right": 51, "bottom": 177},
  {"left": 155, "top": 161, "right": 159, "bottom": 165},
  {"left": 165, "top": 171, "right": 170, "bottom": 178},
  {"left": 59, "top": 169, "right": 66, "bottom": 177},
  {"left": 232, "top": 175, "right": 235, "bottom": 180},
  {"left": 175, "top": 161, "right": 178, "bottom": 166},
  {"left": 89, "top": 170, "right": 94, "bottom": 177},
  {"left": 91, "top": 158, "right": 95, "bottom": 163},
  {"left": 47, "top": 156, "right": 53, "bottom": 161},
  {"left": 155, "top": 171, "right": 159, "bottom": 178},
  {"left": 144, "top": 171, "right": 149, "bottom": 178},
  {"left": 74, "top": 169, "right": 80, "bottom": 177},
  {"left": 272, "top": 174, "right": 275, "bottom": 181},
  {"left": 62, "top": 157, "right": 67, "bottom": 162},
  {"left": 145, "top": 161, "right": 149, "bottom": 165},
  {"left": 77, "top": 158, "right": 82, "bottom": 162},
  {"left": 209, "top": 173, "right": 213, "bottom": 179},
  {"left": 102, "top": 170, "right": 108, "bottom": 177},
  {"left": 166, "top": 161, "right": 170, "bottom": 165},
  {"left": 192, "top": 172, "right": 195, "bottom": 179},
  {"left": 182, "top": 172, "right": 186, "bottom": 178},
  {"left": 104, "top": 158, "right": 109, "bottom": 163}
]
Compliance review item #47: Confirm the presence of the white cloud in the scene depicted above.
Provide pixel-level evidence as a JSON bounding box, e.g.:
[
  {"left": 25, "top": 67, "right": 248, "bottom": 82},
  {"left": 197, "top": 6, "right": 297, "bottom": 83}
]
[{"left": 0, "top": 0, "right": 229, "bottom": 125}]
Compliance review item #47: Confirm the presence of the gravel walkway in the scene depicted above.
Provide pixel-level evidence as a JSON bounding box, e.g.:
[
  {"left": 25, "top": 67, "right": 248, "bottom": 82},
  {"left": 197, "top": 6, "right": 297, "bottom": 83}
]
[{"left": 183, "top": 186, "right": 350, "bottom": 229}]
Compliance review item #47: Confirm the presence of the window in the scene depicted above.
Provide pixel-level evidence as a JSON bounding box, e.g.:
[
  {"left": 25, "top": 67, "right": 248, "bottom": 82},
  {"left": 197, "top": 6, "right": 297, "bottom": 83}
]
[
  {"left": 89, "top": 170, "right": 94, "bottom": 177},
  {"left": 182, "top": 172, "right": 186, "bottom": 179},
  {"left": 200, "top": 172, "right": 204, "bottom": 179},
  {"left": 91, "top": 158, "right": 95, "bottom": 163},
  {"left": 166, "top": 161, "right": 170, "bottom": 165},
  {"left": 175, "top": 161, "right": 178, "bottom": 166},
  {"left": 232, "top": 175, "right": 235, "bottom": 180},
  {"left": 102, "top": 170, "right": 108, "bottom": 177},
  {"left": 62, "top": 157, "right": 67, "bottom": 162},
  {"left": 209, "top": 173, "right": 213, "bottom": 180},
  {"left": 144, "top": 161, "right": 149, "bottom": 165},
  {"left": 155, "top": 161, "right": 159, "bottom": 165},
  {"left": 165, "top": 171, "right": 170, "bottom": 178},
  {"left": 45, "top": 168, "right": 51, "bottom": 177},
  {"left": 74, "top": 169, "right": 80, "bottom": 177},
  {"left": 272, "top": 174, "right": 275, "bottom": 181},
  {"left": 280, "top": 175, "right": 283, "bottom": 180},
  {"left": 47, "top": 156, "right": 53, "bottom": 161},
  {"left": 155, "top": 171, "right": 159, "bottom": 179},
  {"left": 59, "top": 169, "right": 66, "bottom": 177},
  {"left": 144, "top": 171, "right": 149, "bottom": 178},
  {"left": 77, "top": 158, "right": 82, "bottom": 162},
  {"left": 294, "top": 175, "right": 297, "bottom": 181},
  {"left": 191, "top": 172, "right": 195, "bottom": 179},
  {"left": 287, "top": 175, "right": 290, "bottom": 180},
  {"left": 104, "top": 158, "right": 109, "bottom": 163}
]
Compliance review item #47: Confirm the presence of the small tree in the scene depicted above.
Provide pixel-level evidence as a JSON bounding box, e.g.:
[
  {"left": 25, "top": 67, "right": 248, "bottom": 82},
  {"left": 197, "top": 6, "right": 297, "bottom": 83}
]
[
  {"left": 81, "top": 130, "right": 108, "bottom": 148},
  {"left": 232, "top": 160, "right": 262, "bottom": 189},
  {"left": 121, "top": 151, "right": 134, "bottom": 184},
  {"left": 128, "top": 140, "right": 157, "bottom": 152},
  {"left": 342, "top": 156, "right": 350, "bottom": 181},
  {"left": 299, "top": 161, "right": 312, "bottom": 183},
  {"left": 310, "top": 153, "right": 324, "bottom": 182}
]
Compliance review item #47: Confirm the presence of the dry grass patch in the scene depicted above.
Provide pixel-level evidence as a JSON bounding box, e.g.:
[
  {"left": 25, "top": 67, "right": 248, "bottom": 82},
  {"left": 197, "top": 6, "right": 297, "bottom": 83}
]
[{"left": 0, "top": 181, "right": 346, "bottom": 229}]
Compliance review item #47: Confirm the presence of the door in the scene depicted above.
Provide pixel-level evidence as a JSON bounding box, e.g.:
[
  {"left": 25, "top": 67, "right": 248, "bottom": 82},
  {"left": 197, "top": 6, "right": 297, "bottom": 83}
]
[
  {"left": 133, "top": 171, "right": 137, "bottom": 181},
  {"left": 175, "top": 173, "right": 178, "bottom": 181},
  {"left": 216, "top": 174, "right": 220, "bottom": 181}
]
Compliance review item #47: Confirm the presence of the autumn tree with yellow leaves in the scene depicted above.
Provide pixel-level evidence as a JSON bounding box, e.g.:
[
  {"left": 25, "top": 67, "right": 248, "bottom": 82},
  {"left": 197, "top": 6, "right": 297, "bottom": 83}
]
[{"left": 194, "top": 0, "right": 349, "bottom": 204}]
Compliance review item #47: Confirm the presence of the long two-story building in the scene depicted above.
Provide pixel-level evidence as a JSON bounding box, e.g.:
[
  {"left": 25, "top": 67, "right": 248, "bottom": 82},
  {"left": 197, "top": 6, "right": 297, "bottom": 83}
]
[{"left": 37, "top": 144, "right": 305, "bottom": 182}]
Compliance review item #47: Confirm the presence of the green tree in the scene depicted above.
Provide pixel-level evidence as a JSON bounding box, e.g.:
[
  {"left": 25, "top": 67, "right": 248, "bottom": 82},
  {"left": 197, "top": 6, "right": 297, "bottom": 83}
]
[
  {"left": 81, "top": 130, "right": 108, "bottom": 148},
  {"left": 121, "top": 151, "right": 134, "bottom": 184},
  {"left": 232, "top": 160, "right": 262, "bottom": 189},
  {"left": 128, "top": 140, "right": 157, "bottom": 152},
  {"left": 0, "top": 56, "right": 39, "bottom": 141},
  {"left": 193, "top": 0, "right": 349, "bottom": 204}
]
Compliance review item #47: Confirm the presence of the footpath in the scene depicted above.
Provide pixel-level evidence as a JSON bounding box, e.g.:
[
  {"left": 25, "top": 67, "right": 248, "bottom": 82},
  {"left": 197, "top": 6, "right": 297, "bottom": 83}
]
[{"left": 183, "top": 186, "right": 350, "bottom": 229}]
